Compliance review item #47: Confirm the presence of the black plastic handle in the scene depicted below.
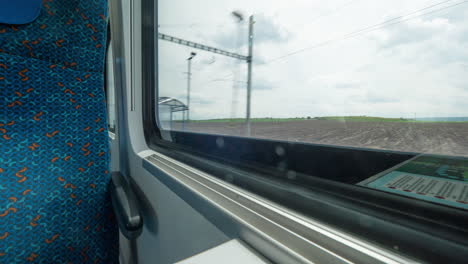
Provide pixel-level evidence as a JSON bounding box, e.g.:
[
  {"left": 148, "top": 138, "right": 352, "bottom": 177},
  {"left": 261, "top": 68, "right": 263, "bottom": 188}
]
[{"left": 110, "top": 172, "right": 143, "bottom": 240}]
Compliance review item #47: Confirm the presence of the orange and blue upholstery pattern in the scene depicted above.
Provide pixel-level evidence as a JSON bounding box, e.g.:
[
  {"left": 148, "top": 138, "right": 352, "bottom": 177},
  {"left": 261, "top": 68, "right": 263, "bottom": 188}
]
[{"left": 0, "top": 0, "right": 118, "bottom": 263}]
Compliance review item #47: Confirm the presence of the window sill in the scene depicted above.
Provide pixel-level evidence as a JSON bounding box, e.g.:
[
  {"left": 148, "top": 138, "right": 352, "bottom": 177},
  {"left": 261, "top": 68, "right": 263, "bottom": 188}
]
[{"left": 140, "top": 149, "right": 415, "bottom": 264}]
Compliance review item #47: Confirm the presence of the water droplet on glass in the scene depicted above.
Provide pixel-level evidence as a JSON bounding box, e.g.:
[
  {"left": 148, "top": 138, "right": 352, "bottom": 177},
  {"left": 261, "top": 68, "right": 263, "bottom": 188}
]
[
  {"left": 216, "top": 137, "right": 225, "bottom": 148},
  {"left": 277, "top": 161, "right": 287, "bottom": 172},
  {"left": 275, "top": 146, "right": 285, "bottom": 156},
  {"left": 225, "top": 174, "right": 234, "bottom": 182},
  {"left": 287, "top": 170, "right": 296, "bottom": 180}
]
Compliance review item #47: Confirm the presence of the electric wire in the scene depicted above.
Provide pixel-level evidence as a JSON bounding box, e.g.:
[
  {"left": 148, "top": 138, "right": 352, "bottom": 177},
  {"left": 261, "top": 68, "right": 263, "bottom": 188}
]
[
  {"left": 264, "top": 0, "right": 464, "bottom": 64},
  {"left": 203, "top": 0, "right": 463, "bottom": 83}
]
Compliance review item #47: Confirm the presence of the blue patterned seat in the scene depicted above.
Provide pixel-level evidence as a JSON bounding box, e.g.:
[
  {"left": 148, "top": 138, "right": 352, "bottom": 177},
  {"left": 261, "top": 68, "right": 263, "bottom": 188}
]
[{"left": 0, "top": 0, "right": 118, "bottom": 263}]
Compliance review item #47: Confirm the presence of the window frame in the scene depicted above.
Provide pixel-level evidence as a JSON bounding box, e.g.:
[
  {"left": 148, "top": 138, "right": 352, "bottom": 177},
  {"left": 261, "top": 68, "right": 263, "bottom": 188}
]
[
  {"left": 105, "top": 25, "right": 117, "bottom": 134},
  {"left": 142, "top": 0, "right": 468, "bottom": 262}
]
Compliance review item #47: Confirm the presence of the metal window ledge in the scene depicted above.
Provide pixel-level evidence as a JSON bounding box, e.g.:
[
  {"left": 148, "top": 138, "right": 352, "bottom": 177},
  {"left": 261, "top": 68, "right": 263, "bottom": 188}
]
[{"left": 141, "top": 150, "right": 416, "bottom": 264}]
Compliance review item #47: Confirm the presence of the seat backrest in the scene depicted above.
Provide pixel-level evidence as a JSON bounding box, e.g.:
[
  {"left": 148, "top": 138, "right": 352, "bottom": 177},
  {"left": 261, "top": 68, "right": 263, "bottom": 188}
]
[{"left": 0, "top": 0, "right": 118, "bottom": 263}]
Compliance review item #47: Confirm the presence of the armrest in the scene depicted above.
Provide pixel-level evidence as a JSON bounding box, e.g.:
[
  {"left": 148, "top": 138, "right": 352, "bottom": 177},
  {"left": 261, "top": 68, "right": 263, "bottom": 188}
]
[{"left": 110, "top": 172, "right": 143, "bottom": 240}]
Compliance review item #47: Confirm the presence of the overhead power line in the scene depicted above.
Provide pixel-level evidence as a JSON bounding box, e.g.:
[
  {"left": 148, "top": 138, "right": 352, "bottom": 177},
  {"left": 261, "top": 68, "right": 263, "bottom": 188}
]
[
  {"left": 203, "top": 0, "right": 463, "bottom": 86},
  {"left": 158, "top": 32, "right": 249, "bottom": 61},
  {"left": 265, "top": 0, "right": 465, "bottom": 64}
]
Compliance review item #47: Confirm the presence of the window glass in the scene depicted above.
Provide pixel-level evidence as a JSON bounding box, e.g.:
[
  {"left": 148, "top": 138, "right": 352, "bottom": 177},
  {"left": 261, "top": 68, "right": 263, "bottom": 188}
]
[{"left": 157, "top": 0, "right": 468, "bottom": 210}]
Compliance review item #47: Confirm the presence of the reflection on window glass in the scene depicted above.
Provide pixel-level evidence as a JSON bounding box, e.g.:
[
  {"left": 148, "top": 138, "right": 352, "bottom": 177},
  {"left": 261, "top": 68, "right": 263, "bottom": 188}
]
[{"left": 157, "top": 1, "right": 468, "bottom": 210}]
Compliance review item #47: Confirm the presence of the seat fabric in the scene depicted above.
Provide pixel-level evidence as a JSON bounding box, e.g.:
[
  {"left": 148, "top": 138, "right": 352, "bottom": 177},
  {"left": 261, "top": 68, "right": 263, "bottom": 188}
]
[{"left": 0, "top": 0, "right": 118, "bottom": 263}]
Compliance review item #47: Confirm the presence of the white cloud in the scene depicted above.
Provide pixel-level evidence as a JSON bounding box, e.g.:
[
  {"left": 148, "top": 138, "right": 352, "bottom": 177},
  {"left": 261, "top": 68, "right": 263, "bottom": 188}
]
[
  {"left": 158, "top": 0, "right": 468, "bottom": 119},
  {"left": 375, "top": 17, "right": 454, "bottom": 49}
]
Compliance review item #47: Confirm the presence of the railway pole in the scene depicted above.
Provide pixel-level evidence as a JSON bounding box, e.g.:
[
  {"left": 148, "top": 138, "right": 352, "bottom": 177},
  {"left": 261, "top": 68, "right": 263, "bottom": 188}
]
[
  {"left": 186, "top": 52, "right": 196, "bottom": 122},
  {"left": 182, "top": 111, "right": 186, "bottom": 131},
  {"left": 246, "top": 15, "right": 254, "bottom": 137},
  {"left": 159, "top": 18, "right": 252, "bottom": 129},
  {"left": 231, "top": 11, "right": 244, "bottom": 122}
]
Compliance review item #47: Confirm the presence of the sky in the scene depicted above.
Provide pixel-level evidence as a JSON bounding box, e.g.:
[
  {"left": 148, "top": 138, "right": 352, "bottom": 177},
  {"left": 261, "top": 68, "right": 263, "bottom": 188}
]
[{"left": 158, "top": 0, "right": 468, "bottom": 120}]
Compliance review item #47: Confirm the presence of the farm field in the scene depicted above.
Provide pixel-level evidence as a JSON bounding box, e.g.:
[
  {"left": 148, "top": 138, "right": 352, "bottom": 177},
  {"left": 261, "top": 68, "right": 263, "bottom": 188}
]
[{"left": 171, "top": 119, "right": 468, "bottom": 157}]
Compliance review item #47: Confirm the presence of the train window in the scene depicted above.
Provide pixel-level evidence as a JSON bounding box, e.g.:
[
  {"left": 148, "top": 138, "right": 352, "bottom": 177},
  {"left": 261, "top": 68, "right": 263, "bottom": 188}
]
[{"left": 145, "top": 0, "right": 468, "bottom": 262}]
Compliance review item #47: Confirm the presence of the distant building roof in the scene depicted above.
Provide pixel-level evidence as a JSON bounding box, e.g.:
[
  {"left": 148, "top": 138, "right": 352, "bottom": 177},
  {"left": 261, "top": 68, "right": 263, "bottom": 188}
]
[{"left": 158, "top": 97, "right": 188, "bottom": 112}]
